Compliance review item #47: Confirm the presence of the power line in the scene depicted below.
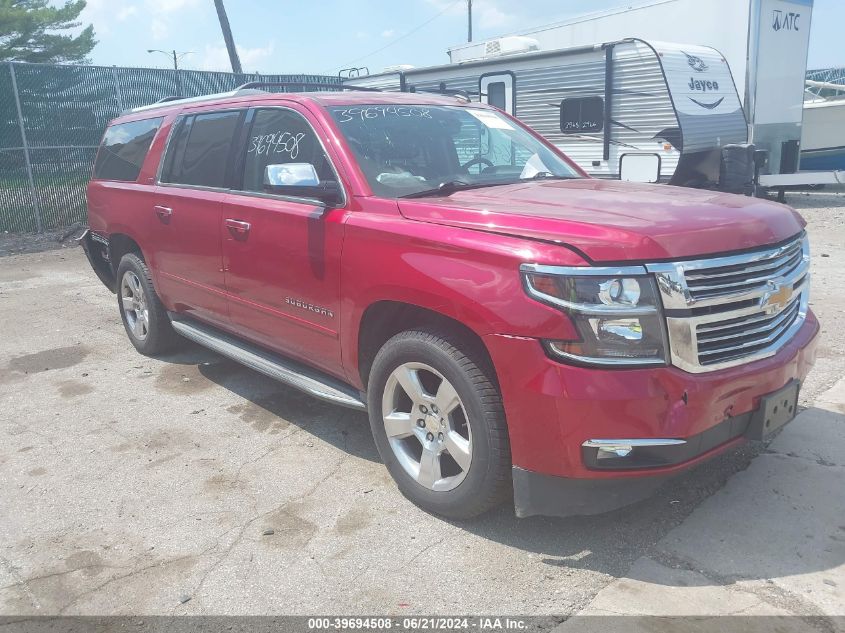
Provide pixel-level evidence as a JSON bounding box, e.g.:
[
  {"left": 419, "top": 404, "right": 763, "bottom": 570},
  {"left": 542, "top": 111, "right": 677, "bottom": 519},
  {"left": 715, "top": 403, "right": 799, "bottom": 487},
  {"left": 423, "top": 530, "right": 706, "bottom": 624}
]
[{"left": 329, "top": 0, "right": 464, "bottom": 72}]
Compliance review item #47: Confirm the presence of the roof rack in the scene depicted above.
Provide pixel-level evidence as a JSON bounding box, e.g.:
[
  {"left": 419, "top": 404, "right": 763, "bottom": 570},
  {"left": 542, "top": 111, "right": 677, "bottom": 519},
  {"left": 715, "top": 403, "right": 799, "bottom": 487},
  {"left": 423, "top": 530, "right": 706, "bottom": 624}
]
[
  {"left": 127, "top": 81, "right": 382, "bottom": 114},
  {"left": 236, "top": 81, "right": 382, "bottom": 92},
  {"left": 153, "top": 95, "right": 184, "bottom": 104},
  {"left": 408, "top": 87, "right": 473, "bottom": 103}
]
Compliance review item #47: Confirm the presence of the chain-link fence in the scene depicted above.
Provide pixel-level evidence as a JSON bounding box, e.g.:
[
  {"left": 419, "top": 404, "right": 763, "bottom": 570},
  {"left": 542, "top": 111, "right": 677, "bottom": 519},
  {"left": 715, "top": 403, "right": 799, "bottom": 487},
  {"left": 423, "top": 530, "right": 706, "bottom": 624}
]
[{"left": 0, "top": 62, "right": 342, "bottom": 233}]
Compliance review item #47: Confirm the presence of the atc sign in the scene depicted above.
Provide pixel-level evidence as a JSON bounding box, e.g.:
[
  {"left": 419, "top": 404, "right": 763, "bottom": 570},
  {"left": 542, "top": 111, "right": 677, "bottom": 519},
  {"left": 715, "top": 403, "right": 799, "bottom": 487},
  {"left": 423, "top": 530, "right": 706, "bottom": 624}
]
[{"left": 772, "top": 9, "right": 801, "bottom": 31}]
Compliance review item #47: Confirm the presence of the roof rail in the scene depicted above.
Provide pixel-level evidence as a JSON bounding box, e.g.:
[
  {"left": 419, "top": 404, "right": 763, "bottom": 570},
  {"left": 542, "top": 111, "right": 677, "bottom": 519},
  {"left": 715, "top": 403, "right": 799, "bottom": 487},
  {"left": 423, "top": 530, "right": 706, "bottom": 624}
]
[
  {"left": 127, "top": 81, "right": 383, "bottom": 115},
  {"left": 236, "top": 81, "right": 382, "bottom": 92},
  {"left": 127, "top": 88, "right": 265, "bottom": 114},
  {"left": 408, "top": 87, "right": 473, "bottom": 103}
]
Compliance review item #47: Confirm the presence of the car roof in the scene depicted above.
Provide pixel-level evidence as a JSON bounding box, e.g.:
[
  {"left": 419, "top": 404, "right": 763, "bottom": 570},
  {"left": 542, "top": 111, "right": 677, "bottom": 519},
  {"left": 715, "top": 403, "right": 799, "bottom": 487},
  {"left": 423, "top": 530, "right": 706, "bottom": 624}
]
[{"left": 114, "top": 90, "right": 480, "bottom": 124}]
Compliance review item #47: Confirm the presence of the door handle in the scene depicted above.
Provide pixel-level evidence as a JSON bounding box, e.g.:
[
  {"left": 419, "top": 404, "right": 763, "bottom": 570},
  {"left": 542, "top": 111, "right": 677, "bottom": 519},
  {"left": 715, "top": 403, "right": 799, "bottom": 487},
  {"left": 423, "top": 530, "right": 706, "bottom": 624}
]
[
  {"left": 154, "top": 205, "right": 173, "bottom": 222},
  {"left": 224, "top": 218, "right": 251, "bottom": 236}
]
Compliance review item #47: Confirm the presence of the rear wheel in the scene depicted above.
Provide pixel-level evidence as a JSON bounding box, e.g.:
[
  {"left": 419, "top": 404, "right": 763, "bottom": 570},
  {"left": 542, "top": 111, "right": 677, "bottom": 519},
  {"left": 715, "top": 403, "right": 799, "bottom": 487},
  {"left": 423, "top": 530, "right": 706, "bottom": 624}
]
[
  {"left": 116, "top": 253, "right": 177, "bottom": 355},
  {"left": 367, "top": 328, "right": 511, "bottom": 519}
]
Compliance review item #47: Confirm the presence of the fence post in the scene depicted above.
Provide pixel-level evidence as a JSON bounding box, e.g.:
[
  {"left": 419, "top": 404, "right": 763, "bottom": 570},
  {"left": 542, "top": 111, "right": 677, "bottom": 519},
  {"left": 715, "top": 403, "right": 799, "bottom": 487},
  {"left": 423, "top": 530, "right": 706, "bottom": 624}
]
[
  {"left": 111, "top": 66, "right": 125, "bottom": 112},
  {"left": 8, "top": 62, "right": 43, "bottom": 234}
]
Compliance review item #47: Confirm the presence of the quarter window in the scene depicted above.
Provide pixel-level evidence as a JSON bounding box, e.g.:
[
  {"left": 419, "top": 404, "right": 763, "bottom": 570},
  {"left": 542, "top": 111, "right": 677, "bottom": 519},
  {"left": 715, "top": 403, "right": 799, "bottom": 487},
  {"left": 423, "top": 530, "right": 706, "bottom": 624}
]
[
  {"left": 560, "top": 96, "right": 604, "bottom": 134},
  {"left": 240, "top": 108, "right": 335, "bottom": 194},
  {"left": 161, "top": 110, "right": 242, "bottom": 188},
  {"left": 94, "top": 117, "right": 162, "bottom": 181}
]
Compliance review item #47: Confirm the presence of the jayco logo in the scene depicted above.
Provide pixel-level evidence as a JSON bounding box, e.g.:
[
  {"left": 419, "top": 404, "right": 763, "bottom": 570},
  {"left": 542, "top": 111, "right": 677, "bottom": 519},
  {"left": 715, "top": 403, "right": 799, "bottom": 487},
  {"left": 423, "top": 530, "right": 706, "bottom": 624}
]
[
  {"left": 688, "top": 77, "right": 720, "bottom": 92},
  {"left": 772, "top": 9, "right": 800, "bottom": 31},
  {"left": 682, "top": 51, "right": 708, "bottom": 73}
]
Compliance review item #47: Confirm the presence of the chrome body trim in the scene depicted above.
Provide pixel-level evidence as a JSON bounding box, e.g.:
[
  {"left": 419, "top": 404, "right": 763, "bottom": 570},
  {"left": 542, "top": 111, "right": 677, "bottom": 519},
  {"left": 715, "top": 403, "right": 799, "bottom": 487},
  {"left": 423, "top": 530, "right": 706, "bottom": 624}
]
[
  {"left": 170, "top": 317, "right": 366, "bottom": 410},
  {"left": 582, "top": 439, "right": 687, "bottom": 447},
  {"left": 583, "top": 438, "right": 687, "bottom": 459},
  {"left": 520, "top": 263, "right": 649, "bottom": 277}
]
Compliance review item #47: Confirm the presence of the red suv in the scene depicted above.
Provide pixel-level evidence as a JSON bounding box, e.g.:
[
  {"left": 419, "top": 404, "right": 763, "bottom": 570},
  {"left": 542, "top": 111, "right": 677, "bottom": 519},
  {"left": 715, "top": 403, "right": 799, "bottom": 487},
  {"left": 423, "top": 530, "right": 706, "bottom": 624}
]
[{"left": 82, "top": 86, "right": 818, "bottom": 519}]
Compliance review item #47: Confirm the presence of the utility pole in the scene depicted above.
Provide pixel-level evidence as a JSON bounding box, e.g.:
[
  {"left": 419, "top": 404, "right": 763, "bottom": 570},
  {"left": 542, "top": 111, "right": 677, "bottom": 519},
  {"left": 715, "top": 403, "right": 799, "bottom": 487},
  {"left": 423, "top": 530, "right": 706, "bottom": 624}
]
[
  {"left": 213, "top": 0, "right": 243, "bottom": 74},
  {"left": 467, "top": 0, "right": 473, "bottom": 42}
]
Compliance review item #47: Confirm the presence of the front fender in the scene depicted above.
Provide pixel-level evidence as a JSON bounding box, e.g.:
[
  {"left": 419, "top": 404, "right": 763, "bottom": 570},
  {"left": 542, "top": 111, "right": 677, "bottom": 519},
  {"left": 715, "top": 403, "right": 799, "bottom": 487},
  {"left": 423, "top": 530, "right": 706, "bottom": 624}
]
[{"left": 340, "top": 214, "right": 586, "bottom": 384}]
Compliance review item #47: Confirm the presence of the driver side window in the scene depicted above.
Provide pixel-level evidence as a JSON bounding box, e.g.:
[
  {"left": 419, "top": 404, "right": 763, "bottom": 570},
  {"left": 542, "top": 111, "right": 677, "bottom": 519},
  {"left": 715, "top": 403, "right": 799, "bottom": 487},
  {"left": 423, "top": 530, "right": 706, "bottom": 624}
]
[{"left": 241, "top": 108, "right": 335, "bottom": 194}]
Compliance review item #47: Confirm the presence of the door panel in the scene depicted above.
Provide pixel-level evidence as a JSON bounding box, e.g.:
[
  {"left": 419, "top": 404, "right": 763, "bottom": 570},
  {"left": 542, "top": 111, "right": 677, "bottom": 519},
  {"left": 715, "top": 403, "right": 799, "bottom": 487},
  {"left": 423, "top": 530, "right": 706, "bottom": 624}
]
[
  {"left": 221, "top": 194, "right": 345, "bottom": 375},
  {"left": 150, "top": 186, "right": 228, "bottom": 327},
  {"left": 149, "top": 109, "right": 244, "bottom": 327},
  {"left": 220, "top": 105, "right": 347, "bottom": 376}
]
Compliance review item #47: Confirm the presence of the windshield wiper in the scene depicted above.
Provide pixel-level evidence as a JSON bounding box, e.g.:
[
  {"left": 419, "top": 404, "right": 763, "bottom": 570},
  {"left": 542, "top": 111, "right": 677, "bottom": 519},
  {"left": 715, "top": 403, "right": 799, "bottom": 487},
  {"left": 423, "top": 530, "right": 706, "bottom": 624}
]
[{"left": 400, "top": 180, "right": 511, "bottom": 199}]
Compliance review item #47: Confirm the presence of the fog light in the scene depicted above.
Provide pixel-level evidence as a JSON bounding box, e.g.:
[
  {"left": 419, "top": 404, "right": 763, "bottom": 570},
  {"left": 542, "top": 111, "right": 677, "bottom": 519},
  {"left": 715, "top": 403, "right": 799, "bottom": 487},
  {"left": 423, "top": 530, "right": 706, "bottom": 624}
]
[{"left": 597, "top": 444, "right": 634, "bottom": 459}]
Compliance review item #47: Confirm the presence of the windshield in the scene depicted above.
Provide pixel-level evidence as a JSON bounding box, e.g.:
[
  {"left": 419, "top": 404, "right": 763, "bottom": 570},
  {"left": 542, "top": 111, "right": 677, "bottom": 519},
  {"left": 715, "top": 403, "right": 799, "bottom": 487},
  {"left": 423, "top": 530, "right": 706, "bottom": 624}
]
[{"left": 327, "top": 105, "right": 581, "bottom": 198}]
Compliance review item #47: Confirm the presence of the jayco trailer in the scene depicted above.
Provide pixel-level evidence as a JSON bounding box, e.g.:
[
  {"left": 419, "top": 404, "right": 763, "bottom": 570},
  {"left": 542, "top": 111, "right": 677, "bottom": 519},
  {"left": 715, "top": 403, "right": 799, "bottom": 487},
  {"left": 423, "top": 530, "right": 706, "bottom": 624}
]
[
  {"left": 347, "top": 39, "right": 747, "bottom": 187},
  {"left": 442, "top": 0, "right": 842, "bottom": 189}
]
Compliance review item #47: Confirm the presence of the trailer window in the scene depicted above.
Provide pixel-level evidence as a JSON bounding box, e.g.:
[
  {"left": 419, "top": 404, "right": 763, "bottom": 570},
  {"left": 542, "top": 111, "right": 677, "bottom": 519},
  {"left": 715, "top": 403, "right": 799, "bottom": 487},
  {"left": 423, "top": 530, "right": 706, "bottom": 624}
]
[
  {"left": 487, "top": 82, "right": 507, "bottom": 110},
  {"left": 560, "top": 97, "right": 604, "bottom": 134}
]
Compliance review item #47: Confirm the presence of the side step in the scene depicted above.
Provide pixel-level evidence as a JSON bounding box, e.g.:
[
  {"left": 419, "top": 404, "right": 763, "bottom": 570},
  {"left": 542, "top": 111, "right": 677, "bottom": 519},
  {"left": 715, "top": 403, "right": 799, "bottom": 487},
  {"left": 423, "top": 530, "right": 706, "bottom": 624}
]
[{"left": 170, "top": 316, "right": 367, "bottom": 411}]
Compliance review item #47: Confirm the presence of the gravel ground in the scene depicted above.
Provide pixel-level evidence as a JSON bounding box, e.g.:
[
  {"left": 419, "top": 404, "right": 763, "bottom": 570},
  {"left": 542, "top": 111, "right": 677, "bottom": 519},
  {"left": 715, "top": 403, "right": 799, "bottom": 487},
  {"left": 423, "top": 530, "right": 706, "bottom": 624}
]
[{"left": 0, "top": 188, "right": 842, "bottom": 617}]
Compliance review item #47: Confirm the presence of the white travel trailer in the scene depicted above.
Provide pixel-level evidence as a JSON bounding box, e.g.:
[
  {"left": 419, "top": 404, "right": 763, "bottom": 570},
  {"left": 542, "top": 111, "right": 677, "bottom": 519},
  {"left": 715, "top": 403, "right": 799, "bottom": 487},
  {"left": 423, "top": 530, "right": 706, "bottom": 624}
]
[
  {"left": 347, "top": 39, "right": 748, "bottom": 187},
  {"left": 443, "top": 0, "right": 844, "bottom": 190}
]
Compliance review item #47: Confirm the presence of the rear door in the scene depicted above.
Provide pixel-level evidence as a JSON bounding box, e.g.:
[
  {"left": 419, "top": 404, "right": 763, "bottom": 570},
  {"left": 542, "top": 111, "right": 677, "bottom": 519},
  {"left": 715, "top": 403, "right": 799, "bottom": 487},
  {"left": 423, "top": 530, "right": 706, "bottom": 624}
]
[
  {"left": 220, "top": 105, "right": 347, "bottom": 376},
  {"left": 151, "top": 109, "right": 245, "bottom": 328}
]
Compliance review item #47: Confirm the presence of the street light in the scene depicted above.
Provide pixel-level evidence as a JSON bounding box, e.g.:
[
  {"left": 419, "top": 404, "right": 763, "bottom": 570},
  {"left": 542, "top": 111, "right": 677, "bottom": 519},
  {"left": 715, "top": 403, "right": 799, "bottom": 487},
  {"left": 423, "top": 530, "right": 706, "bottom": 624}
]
[{"left": 147, "top": 49, "right": 193, "bottom": 97}]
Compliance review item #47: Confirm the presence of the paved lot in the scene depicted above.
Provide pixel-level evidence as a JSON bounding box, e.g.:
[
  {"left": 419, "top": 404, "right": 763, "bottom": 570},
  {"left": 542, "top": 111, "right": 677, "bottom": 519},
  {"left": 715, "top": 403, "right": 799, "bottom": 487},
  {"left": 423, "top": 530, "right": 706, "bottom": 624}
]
[{"left": 0, "top": 190, "right": 843, "bottom": 619}]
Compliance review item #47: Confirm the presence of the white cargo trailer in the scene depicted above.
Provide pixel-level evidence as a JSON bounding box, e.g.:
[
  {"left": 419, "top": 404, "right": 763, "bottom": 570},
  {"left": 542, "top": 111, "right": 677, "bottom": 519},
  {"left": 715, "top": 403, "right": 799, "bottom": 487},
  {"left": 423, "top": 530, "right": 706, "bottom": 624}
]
[{"left": 347, "top": 39, "right": 748, "bottom": 187}]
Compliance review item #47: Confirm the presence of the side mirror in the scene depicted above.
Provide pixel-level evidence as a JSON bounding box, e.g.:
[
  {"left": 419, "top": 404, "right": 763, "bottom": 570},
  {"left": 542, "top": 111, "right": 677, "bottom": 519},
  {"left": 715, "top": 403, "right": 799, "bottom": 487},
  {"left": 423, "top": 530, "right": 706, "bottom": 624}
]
[
  {"left": 619, "top": 153, "right": 661, "bottom": 183},
  {"left": 263, "top": 163, "right": 343, "bottom": 207}
]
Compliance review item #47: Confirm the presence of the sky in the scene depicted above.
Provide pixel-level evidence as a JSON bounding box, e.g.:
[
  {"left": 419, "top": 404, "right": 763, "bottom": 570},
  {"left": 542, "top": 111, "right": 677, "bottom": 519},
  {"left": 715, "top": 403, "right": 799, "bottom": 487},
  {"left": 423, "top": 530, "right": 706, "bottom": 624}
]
[{"left": 78, "top": 0, "right": 845, "bottom": 75}]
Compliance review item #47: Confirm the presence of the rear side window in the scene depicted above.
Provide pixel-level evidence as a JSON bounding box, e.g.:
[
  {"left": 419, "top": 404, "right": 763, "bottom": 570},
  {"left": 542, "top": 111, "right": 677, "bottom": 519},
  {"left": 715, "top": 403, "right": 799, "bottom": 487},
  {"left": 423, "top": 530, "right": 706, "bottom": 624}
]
[
  {"left": 94, "top": 117, "right": 162, "bottom": 181},
  {"left": 161, "top": 110, "right": 242, "bottom": 188},
  {"left": 560, "top": 96, "right": 604, "bottom": 134}
]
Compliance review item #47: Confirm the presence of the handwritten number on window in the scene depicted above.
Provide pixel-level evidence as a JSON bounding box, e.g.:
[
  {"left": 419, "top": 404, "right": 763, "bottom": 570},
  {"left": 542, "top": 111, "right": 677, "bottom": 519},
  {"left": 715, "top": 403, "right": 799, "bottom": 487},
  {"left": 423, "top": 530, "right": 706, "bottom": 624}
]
[{"left": 248, "top": 131, "right": 306, "bottom": 160}]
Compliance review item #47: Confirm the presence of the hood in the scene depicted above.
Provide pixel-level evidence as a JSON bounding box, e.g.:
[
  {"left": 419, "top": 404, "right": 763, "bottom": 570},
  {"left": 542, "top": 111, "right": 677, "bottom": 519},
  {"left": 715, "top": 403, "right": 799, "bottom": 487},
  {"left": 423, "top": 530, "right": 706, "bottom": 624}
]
[{"left": 396, "top": 179, "right": 804, "bottom": 262}]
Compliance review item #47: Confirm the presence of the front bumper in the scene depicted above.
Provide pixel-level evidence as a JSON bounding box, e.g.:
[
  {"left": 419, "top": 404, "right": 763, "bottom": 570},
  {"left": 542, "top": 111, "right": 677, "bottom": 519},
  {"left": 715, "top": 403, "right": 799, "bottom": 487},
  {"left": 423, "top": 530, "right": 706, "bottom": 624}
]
[{"left": 483, "top": 310, "right": 819, "bottom": 518}]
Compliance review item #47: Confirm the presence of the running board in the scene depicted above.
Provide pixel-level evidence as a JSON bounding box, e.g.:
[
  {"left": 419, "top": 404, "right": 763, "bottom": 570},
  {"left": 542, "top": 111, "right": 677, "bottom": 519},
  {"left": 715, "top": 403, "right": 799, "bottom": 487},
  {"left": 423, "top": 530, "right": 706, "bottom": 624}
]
[{"left": 169, "top": 316, "right": 367, "bottom": 410}]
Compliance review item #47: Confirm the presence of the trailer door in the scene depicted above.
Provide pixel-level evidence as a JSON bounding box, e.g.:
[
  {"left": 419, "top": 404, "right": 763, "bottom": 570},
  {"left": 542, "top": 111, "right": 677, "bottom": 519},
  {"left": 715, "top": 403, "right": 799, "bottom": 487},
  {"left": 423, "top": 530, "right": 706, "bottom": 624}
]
[{"left": 480, "top": 72, "right": 515, "bottom": 115}]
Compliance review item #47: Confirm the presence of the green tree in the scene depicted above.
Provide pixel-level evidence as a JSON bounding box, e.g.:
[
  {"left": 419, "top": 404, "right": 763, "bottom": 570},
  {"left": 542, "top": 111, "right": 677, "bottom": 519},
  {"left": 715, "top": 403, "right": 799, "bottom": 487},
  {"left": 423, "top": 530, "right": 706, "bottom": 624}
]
[{"left": 0, "top": 0, "right": 96, "bottom": 64}]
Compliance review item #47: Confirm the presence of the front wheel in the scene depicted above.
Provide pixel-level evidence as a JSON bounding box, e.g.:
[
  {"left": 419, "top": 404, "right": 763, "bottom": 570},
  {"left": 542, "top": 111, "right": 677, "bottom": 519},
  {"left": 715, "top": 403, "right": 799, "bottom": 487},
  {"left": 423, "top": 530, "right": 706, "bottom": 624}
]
[{"left": 367, "top": 328, "right": 511, "bottom": 519}]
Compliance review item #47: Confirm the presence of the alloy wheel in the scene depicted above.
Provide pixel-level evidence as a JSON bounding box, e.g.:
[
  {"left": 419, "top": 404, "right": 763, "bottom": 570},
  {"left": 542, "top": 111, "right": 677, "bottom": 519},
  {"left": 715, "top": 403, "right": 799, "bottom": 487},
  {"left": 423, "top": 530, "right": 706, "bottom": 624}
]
[{"left": 381, "top": 362, "right": 473, "bottom": 491}]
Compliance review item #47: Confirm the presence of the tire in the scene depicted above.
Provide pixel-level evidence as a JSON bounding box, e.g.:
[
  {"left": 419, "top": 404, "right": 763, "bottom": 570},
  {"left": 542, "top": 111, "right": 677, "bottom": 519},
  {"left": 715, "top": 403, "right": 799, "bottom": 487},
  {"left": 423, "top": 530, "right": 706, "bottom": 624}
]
[
  {"left": 367, "top": 328, "right": 511, "bottom": 519},
  {"left": 116, "top": 252, "right": 178, "bottom": 356}
]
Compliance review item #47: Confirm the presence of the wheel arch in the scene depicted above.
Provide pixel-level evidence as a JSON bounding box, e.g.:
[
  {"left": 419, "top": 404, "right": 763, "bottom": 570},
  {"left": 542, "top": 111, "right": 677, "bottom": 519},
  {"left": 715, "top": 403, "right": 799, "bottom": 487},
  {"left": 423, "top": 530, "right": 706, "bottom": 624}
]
[{"left": 356, "top": 300, "right": 499, "bottom": 392}]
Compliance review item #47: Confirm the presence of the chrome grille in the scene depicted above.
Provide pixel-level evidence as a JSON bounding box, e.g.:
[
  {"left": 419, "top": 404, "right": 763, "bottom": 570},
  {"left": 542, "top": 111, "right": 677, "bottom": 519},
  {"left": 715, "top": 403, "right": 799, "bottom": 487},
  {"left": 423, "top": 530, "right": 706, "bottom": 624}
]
[
  {"left": 647, "top": 234, "right": 810, "bottom": 373},
  {"left": 696, "top": 296, "right": 801, "bottom": 365},
  {"left": 684, "top": 239, "right": 804, "bottom": 301}
]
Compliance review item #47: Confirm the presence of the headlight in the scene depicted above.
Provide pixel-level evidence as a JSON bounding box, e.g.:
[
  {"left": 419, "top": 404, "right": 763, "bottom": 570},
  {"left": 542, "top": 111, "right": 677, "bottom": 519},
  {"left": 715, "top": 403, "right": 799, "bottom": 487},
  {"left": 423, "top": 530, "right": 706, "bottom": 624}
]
[{"left": 521, "top": 265, "right": 668, "bottom": 367}]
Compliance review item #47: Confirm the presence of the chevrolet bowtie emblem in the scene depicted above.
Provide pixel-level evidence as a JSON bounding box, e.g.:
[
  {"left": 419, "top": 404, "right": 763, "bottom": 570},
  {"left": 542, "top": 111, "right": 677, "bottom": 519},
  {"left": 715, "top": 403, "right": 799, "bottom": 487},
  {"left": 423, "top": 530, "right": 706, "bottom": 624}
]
[{"left": 762, "top": 281, "right": 793, "bottom": 313}]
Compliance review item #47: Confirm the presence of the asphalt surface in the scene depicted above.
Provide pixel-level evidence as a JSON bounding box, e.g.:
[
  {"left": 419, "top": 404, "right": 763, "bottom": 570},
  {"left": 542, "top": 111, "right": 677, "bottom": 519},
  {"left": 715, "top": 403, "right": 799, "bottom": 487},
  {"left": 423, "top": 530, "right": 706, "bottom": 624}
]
[{"left": 0, "top": 189, "right": 843, "bottom": 617}]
